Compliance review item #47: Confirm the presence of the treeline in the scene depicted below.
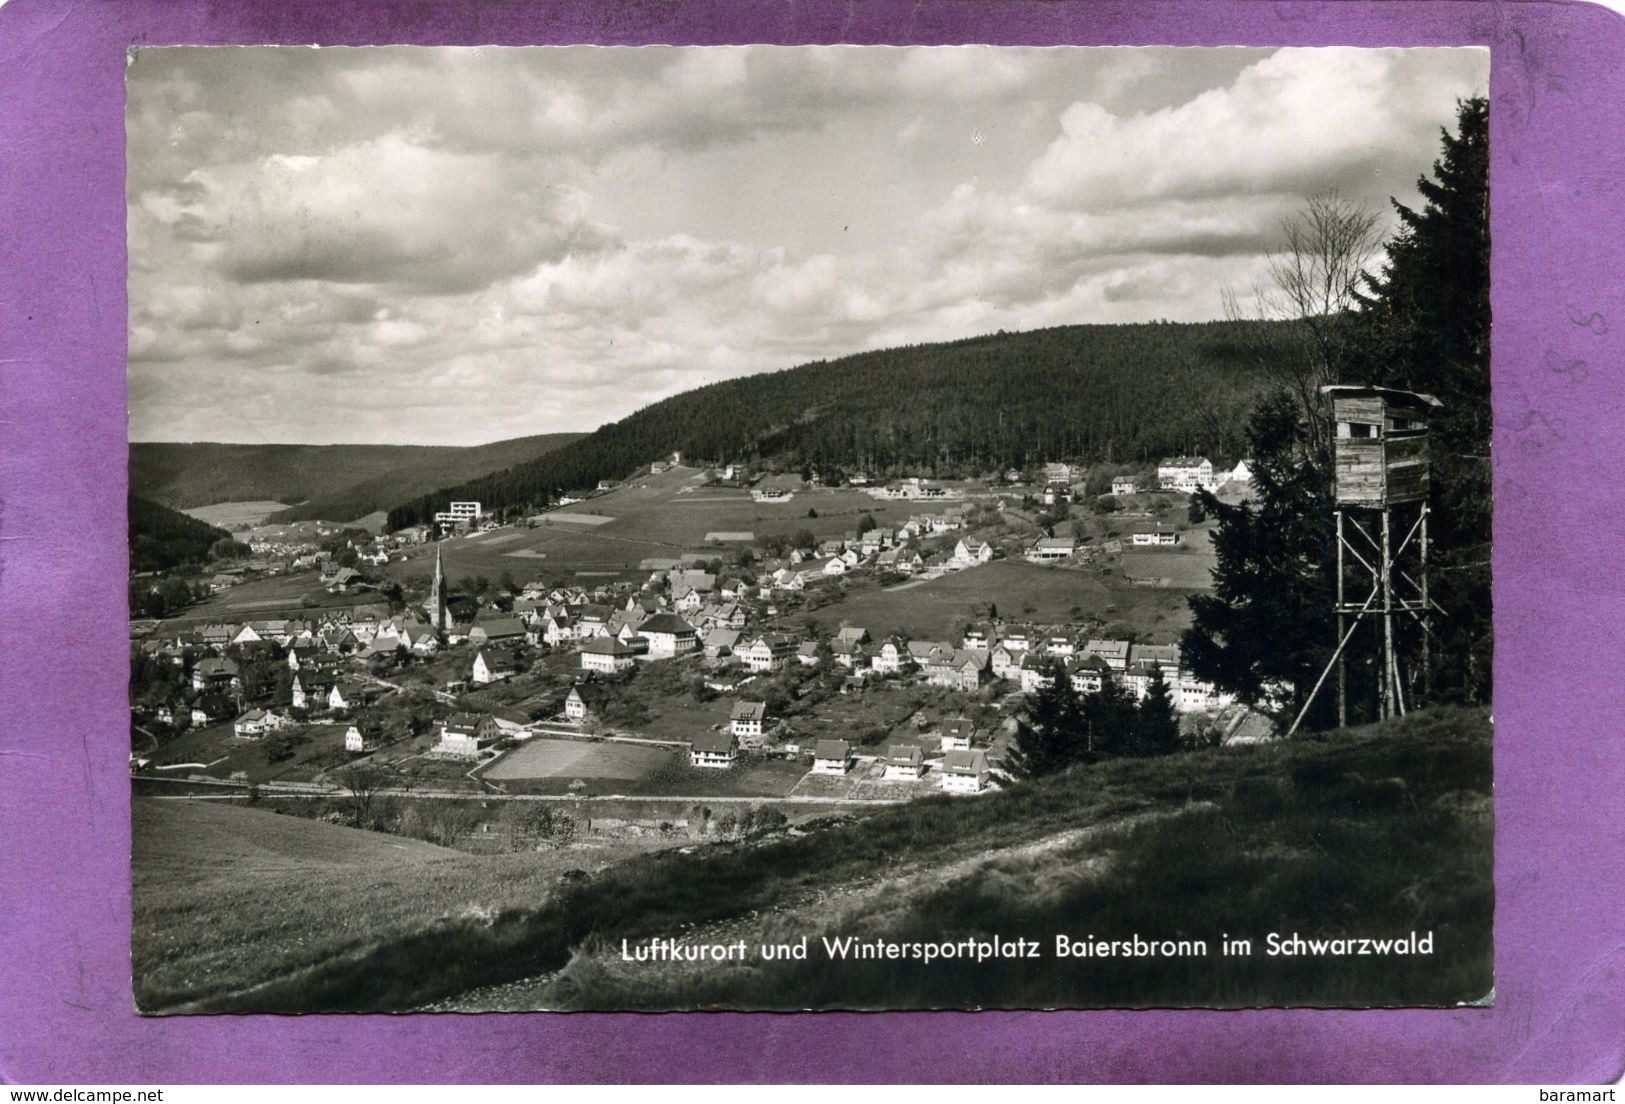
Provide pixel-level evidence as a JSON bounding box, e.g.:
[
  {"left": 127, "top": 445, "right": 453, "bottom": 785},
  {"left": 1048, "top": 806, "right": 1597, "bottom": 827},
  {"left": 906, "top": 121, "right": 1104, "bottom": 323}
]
[
  {"left": 128, "top": 494, "right": 233, "bottom": 573},
  {"left": 386, "top": 320, "right": 1287, "bottom": 529}
]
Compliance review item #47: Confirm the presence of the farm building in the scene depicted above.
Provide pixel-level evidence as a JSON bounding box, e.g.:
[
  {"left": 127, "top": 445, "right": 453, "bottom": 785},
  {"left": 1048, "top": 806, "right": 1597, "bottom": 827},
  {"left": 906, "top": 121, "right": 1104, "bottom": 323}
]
[
  {"left": 191, "top": 656, "right": 239, "bottom": 691},
  {"left": 730, "top": 700, "right": 768, "bottom": 746},
  {"left": 941, "top": 749, "right": 991, "bottom": 794},
  {"left": 811, "top": 739, "right": 852, "bottom": 775},
  {"left": 884, "top": 745, "right": 925, "bottom": 781},
  {"left": 468, "top": 618, "right": 527, "bottom": 648},
  {"left": 701, "top": 628, "right": 742, "bottom": 659},
  {"left": 689, "top": 729, "right": 738, "bottom": 770}
]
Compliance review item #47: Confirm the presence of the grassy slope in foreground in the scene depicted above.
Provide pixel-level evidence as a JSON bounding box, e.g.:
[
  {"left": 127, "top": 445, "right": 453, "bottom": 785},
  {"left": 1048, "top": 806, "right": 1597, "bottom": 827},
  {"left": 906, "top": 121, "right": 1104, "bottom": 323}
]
[
  {"left": 154, "top": 707, "right": 1491, "bottom": 1014},
  {"left": 130, "top": 799, "right": 672, "bottom": 1013}
]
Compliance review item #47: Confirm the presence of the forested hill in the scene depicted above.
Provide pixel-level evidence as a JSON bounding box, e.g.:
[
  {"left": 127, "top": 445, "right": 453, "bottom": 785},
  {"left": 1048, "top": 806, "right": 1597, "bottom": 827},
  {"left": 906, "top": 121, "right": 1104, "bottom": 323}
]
[
  {"left": 128, "top": 433, "right": 584, "bottom": 523},
  {"left": 128, "top": 494, "right": 233, "bottom": 572},
  {"left": 387, "top": 320, "right": 1282, "bottom": 529}
]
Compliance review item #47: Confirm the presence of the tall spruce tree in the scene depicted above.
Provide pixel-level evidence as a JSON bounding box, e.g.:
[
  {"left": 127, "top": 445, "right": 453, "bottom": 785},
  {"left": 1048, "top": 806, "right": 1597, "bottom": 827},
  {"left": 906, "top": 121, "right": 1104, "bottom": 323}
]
[
  {"left": 1003, "top": 660, "right": 1084, "bottom": 779},
  {"left": 1134, "top": 670, "right": 1182, "bottom": 757},
  {"left": 1183, "top": 98, "right": 1490, "bottom": 725},
  {"left": 1182, "top": 392, "right": 1337, "bottom": 723},
  {"left": 1081, "top": 674, "right": 1141, "bottom": 757},
  {"left": 1348, "top": 97, "right": 1491, "bottom": 704}
]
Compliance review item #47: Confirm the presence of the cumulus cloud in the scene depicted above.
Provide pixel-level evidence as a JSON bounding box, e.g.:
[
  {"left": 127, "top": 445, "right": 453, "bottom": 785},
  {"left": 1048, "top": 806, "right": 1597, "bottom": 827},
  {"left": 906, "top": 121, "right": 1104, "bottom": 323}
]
[{"left": 125, "top": 45, "right": 1487, "bottom": 445}]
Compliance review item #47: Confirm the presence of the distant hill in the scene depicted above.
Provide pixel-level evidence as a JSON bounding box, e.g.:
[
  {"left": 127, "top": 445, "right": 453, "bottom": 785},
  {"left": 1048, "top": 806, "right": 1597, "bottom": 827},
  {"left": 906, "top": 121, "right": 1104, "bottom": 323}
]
[
  {"left": 128, "top": 493, "right": 233, "bottom": 572},
  {"left": 129, "top": 433, "right": 584, "bottom": 524},
  {"left": 386, "top": 320, "right": 1286, "bottom": 531}
]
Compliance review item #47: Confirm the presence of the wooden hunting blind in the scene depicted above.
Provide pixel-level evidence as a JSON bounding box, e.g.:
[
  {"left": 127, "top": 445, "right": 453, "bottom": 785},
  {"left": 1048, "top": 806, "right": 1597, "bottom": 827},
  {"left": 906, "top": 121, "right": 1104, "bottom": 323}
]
[
  {"left": 1289, "top": 385, "right": 1447, "bottom": 735},
  {"left": 1323, "top": 385, "right": 1443, "bottom": 507}
]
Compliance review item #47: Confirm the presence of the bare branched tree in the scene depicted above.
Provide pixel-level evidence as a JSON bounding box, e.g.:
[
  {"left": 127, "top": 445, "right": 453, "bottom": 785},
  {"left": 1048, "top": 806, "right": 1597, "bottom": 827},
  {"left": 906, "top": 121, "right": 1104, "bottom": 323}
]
[{"left": 1225, "top": 192, "right": 1384, "bottom": 456}]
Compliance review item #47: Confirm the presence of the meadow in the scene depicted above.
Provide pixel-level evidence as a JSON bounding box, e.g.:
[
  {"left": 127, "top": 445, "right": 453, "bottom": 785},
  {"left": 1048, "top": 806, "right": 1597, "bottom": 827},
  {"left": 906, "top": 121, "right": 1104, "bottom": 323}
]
[
  {"left": 180, "top": 500, "right": 291, "bottom": 529},
  {"left": 162, "top": 707, "right": 1492, "bottom": 1013},
  {"left": 383, "top": 467, "right": 920, "bottom": 584},
  {"left": 804, "top": 560, "right": 1199, "bottom": 644}
]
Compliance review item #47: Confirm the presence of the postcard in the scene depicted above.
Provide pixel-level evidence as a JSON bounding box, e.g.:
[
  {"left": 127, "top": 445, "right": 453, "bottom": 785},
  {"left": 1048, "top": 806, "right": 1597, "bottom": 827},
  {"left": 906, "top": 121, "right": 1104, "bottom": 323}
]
[{"left": 3, "top": 0, "right": 1622, "bottom": 1085}]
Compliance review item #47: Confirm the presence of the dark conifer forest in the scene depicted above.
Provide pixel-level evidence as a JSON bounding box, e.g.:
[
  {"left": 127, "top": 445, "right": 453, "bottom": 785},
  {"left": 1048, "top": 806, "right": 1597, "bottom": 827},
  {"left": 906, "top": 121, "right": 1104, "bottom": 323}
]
[{"left": 387, "top": 319, "right": 1285, "bottom": 529}]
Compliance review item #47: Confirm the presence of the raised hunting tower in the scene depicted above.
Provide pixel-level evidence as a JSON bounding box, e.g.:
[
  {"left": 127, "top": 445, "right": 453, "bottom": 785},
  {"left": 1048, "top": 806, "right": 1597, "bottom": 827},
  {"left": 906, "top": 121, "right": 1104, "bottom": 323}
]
[
  {"left": 1326, "top": 385, "right": 1442, "bottom": 507},
  {"left": 1289, "top": 385, "right": 1445, "bottom": 734}
]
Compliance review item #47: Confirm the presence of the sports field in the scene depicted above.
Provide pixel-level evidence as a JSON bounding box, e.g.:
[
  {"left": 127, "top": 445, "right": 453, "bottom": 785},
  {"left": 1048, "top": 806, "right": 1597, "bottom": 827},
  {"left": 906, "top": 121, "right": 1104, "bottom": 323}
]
[{"left": 482, "top": 738, "right": 672, "bottom": 781}]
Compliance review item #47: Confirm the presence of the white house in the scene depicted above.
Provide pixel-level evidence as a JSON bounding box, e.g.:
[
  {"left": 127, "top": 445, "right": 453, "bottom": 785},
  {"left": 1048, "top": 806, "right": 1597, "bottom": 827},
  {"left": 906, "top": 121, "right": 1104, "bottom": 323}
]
[
  {"left": 689, "top": 729, "right": 738, "bottom": 769},
  {"left": 940, "top": 717, "right": 975, "bottom": 752},
  {"left": 1025, "top": 536, "right": 1076, "bottom": 563},
  {"left": 941, "top": 749, "right": 991, "bottom": 794},
  {"left": 883, "top": 745, "right": 925, "bottom": 781},
  {"left": 1131, "top": 523, "right": 1180, "bottom": 546},
  {"left": 737, "top": 633, "right": 798, "bottom": 673},
  {"left": 869, "top": 637, "right": 911, "bottom": 676},
  {"left": 730, "top": 700, "right": 768, "bottom": 746},
  {"left": 1111, "top": 478, "right": 1137, "bottom": 496},
  {"left": 953, "top": 539, "right": 995, "bottom": 567},
  {"left": 990, "top": 644, "right": 1024, "bottom": 681},
  {"left": 345, "top": 723, "right": 381, "bottom": 753},
  {"left": 471, "top": 650, "right": 521, "bottom": 685},
  {"left": 811, "top": 739, "right": 852, "bottom": 775},
  {"left": 636, "top": 613, "right": 698, "bottom": 659},
  {"left": 435, "top": 713, "right": 501, "bottom": 758},
  {"left": 563, "top": 685, "right": 605, "bottom": 724}
]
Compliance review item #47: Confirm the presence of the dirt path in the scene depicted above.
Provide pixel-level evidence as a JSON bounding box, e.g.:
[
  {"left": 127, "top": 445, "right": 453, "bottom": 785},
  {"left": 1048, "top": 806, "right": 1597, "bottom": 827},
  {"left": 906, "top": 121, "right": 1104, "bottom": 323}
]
[{"left": 437, "top": 801, "right": 1211, "bottom": 1011}]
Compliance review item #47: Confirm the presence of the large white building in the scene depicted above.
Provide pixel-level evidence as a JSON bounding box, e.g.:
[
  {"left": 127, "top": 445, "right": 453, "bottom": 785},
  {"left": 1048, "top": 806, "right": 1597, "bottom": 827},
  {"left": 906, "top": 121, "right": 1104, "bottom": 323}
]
[
  {"left": 434, "top": 500, "right": 483, "bottom": 527},
  {"left": 1157, "top": 457, "right": 1216, "bottom": 493}
]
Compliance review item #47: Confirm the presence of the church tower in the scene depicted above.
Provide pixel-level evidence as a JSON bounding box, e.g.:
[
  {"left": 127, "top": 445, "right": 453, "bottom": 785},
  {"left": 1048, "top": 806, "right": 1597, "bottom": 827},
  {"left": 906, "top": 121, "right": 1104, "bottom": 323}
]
[{"left": 424, "top": 538, "right": 448, "bottom": 635}]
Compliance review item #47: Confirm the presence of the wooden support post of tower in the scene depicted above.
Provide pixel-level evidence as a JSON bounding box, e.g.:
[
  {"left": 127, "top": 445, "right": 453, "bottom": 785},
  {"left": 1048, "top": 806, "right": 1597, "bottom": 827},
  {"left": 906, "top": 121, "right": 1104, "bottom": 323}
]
[{"left": 1336, "top": 508, "right": 1346, "bottom": 729}]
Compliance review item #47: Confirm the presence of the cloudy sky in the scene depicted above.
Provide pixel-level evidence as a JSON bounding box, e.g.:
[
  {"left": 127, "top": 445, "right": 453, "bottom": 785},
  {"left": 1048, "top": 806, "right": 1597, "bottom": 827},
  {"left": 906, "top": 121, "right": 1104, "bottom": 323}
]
[{"left": 127, "top": 45, "right": 1488, "bottom": 445}]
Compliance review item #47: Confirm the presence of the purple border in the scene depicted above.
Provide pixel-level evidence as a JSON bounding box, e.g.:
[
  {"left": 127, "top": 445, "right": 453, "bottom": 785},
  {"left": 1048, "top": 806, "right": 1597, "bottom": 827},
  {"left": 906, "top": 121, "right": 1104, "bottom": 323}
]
[{"left": 3, "top": 0, "right": 1623, "bottom": 1084}]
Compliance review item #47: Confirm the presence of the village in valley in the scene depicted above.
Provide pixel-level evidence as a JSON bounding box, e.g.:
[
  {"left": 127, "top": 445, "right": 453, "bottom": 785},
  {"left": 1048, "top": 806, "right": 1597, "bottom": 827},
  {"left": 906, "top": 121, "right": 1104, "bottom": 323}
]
[{"left": 130, "top": 452, "right": 1263, "bottom": 830}]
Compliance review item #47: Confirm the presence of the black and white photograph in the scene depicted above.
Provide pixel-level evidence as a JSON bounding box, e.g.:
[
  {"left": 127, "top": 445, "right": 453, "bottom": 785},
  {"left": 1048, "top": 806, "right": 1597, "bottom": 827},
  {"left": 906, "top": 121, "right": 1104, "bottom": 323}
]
[{"left": 125, "top": 44, "right": 1493, "bottom": 1014}]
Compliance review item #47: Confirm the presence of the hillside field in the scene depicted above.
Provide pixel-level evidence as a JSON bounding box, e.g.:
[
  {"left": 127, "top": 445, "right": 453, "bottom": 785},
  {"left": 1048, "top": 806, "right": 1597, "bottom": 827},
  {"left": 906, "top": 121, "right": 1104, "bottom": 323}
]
[
  {"left": 384, "top": 466, "right": 918, "bottom": 584},
  {"left": 180, "top": 500, "right": 291, "bottom": 529},
  {"left": 805, "top": 560, "right": 1200, "bottom": 645},
  {"left": 147, "top": 707, "right": 1492, "bottom": 1014},
  {"left": 131, "top": 798, "right": 684, "bottom": 1013}
]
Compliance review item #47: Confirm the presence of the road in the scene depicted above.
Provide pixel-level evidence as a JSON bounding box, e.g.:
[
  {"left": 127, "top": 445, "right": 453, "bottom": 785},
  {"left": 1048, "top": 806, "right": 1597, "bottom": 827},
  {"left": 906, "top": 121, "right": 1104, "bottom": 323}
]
[{"left": 135, "top": 775, "right": 901, "bottom": 806}]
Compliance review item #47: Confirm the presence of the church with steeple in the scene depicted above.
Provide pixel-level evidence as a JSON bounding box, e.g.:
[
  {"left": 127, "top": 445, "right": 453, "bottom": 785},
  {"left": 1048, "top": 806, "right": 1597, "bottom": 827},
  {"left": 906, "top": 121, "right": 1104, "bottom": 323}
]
[{"left": 423, "top": 539, "right": 448, "bottom": 636}]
